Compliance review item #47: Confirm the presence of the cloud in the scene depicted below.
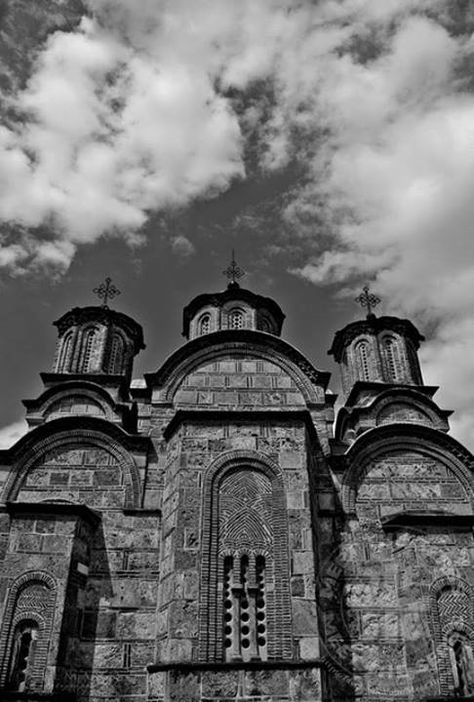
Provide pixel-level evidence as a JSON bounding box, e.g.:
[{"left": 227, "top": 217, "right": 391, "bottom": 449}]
[
  {"left": 2, "top": 0, "right": 474, "bottom": 445},
  {"left": 0, "top": 420, "right": 28, "bottom": 449}
]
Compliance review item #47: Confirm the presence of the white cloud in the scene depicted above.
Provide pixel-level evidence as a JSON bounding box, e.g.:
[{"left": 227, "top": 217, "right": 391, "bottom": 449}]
[
  {"left": 2, "top": 0, "right": 474, "bottom": 445},
  {"left": 0, "top": 420, "right": 28, "bottom": 449}
]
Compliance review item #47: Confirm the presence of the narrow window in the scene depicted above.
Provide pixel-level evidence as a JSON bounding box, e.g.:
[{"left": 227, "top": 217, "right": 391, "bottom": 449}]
[
  {"left": 81, "top": 328, "right": 97, "bottom": 373},
  {"left": 229, "top": 309, "right": 244, "bottom": 330},
  {"left": 384, "top": 337, "right": 398, "bottom": 381},
  {"left": 7, "top": 621, "right": 38, "bottom": 691},
  {"left": 199, "top": 314, "right": 211, "bottom": 336},
  {"left": 222, "top": 554, "right": 267, "bottom": 662},
  {"left": 449, "top": 637, "right": 474, "bottom": 696},
  {"left": 108, "top": 334, "right": 124, "bottom": 374},
  {"left": 356, "top": 342, "right": 370, "bottom": 381},
  {"left": 58, "top": 332, "right": 73, "bottom": 372}
]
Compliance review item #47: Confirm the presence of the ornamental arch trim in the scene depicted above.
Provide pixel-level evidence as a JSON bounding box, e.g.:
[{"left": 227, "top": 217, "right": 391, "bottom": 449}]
[
  {"left": 2, "top": 424, "right": 141, "bottom": 508},
  {"left": 0, "top": 571, "right": 57, "bottom": 689},
  {"left": 161, "top": 343, "right": 322, "bottom": 405},
  {"left": 199, "top": 450, "right": 292, "bottom": 662},
  {"left": 428, "top": 576, "right": 474, "bottom": 696},
  {"left": 340, "top": 424, "right": 474, "bottom": 514}
]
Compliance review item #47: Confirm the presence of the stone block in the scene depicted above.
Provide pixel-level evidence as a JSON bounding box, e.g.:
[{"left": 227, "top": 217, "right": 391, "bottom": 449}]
[
  {"left": 201, "top": 670, "right": 239, "bottom": 697},
  {"left": 299, "top": 636, "right": 320, "bottom": 659},
  {"left": 292, "top": 599, "right": 319, "bottom": 636},
  {"left": 244, "top": 669, "right": 288, "bottom": 696},
  {"left": 293, "top": 550, "right": 314, "bottom": 575},
  {"left": 168, "top": 670, "right": 200, "bottom": 702}
]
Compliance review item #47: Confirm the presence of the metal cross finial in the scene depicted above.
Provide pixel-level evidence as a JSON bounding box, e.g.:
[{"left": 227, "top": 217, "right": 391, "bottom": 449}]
[
  {"left": 223, "top": 249, "right": 245, "bottom": 286},
  {"left": 355, "top": 285, "right": 381, "bottom": 317},
  {"left": 93, "top": 277, "right": 121, "bottom": 308}
]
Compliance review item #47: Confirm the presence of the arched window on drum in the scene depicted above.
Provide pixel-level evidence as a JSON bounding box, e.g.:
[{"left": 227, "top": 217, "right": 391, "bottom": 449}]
[
  {"left": 108, "top": 333, "right": 124, "bottom": 374},
  {"left": 383, "top": 336, "right": 399, "bottom": 382},
  {"left": 81, "top": 327, "right": 98, "bottom": 373},
  {"left": 229, "top": 309, "right": 244, "bottom": 330},
  {"left": 198, "top": 314, "right": 211, "bottom": 336},
  {"left": 355, "top": 340, "right": 370, "bottom": 381},
  {"left": 57, "top": 331, "right": 74, "bottom": 372}
]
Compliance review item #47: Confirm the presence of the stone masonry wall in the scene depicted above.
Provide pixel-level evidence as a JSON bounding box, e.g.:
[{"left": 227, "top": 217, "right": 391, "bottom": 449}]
[
  {"left": 151, "top": 415, "right": 323, "bottom": 701},
  {"left": 320, "top": 449, "right": 474, "bottom": 702},
  {"left": 3, "top": 445, "right": 161, "bottom": 702}
]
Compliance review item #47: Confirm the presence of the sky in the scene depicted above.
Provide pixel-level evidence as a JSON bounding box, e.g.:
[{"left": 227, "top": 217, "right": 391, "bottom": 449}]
[{"left": 0, "top": 0, "right": 474, "bottom": 449}]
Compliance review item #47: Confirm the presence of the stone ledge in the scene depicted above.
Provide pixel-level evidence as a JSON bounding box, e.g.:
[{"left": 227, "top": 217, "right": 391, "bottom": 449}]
[
  {"left": 3, "top": 501, "right": 101, "bottom": 526},
  {"left": 163, "top": 409, "right": 316, "bottom": 440},
  {"left": 381, "top": 510, "right": 474, "bottom": 530},
  {"left": 0, "top": 692, "right": 75, "bottom": 702},
  {"left": 147, "top": 659, "right": 323, "bottom": 673}
]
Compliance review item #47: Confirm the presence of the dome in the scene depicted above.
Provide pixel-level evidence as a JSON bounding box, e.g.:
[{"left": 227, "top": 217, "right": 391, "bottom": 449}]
[{"left": 182, "top": 282, "right": 285, "bottom": 340}]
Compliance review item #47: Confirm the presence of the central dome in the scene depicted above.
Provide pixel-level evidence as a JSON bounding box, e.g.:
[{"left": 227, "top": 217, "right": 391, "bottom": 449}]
[{"left": 182, "top": 282, "right": 285, "bottom": 340}]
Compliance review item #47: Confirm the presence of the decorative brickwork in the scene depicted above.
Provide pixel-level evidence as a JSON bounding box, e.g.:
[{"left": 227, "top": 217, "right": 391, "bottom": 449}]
[
  {"left": 429, "top": 577, "right": 474, "bottom": 696},
  {"left": 199, "top": 450, "right": 292, "bottom": 664},
  {"left": 2, "top": 428, "right": 141, "bottom": 509},
  {"left": 0, "top": 572, "right": 57, "bottom": 691}
]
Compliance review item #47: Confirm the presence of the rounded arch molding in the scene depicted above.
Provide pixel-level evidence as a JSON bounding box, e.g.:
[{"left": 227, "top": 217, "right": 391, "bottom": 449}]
[
  {"left": 341, "top": 424, "right": 474, "bottom": 514},
  {"left": 2, "top": 423, "right": 141, "bottom": 508},
  {"left": 151, "top": 337, "right": 325, "bottom": 405},
  {"left": 199, "top": 449, "right": 292, "bottom": 662},
  {"left": 0, "top": 570, "right": 57, "bottom": 689}
]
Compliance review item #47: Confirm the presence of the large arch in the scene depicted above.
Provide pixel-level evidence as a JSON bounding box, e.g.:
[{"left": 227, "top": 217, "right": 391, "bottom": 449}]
[
  {"left": 340, "top": 424, "right": 474, "bottom": 514},
  {"left": 1, "top": 417, "right": 144, "bottom": 509},
  {"left": 145, "top": 331, "right": 329, "bottom": 406},
  {"left": 199, "top": 450, "right": 292, "bottom": 662}
]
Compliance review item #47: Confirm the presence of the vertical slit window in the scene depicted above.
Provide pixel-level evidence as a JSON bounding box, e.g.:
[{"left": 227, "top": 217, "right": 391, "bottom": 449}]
[
  {"left": 384, "top": 338, "right": 398, "bottom": 381},
  {"left": 449, "top": 636, "right": 474, "bottom": 696},
  {"left": 356, "top": 342, "right": 370, "bottom": 381},
  {"left": 58, "top": 333, "right": 73, "bottom": 372},
  {"left": 7, "top": 622, "right": 38, "bottom": 692},
  {"left": 108, "top": 334, "right": 124, "bottom": 374},
  {"left": 81, "top": 329, "right": 96, "bottom": 373}
]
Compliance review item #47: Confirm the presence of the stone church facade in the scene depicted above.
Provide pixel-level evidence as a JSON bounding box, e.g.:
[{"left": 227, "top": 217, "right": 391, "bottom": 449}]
[{"left": 0, "top": 280, "right": 473, "bottom": 702}]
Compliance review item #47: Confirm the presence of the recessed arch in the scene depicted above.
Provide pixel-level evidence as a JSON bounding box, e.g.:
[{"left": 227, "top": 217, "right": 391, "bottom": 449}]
[
  {"left": 341, "top": 424, "right": 474, "bottom": 514},
  {"left": 0, "top": 571, "right": 57, "bottom": 690},
  {"left": 149, "top": 336, "right": 326, "bottom": 406},
  {"left": 199, "top": 450, "right": 292, "bottom": 663},
  {"left": 2, "top": 420, "right": 141, "bottom": 509}
]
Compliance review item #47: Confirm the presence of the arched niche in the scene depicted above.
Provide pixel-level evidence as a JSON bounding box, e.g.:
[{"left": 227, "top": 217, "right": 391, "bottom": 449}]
[
  {"left": 0, "top": 571, "right": 57, "bottom": 691},
  {"left": 2, "top": 424, "right": 141, "bottom": 509},
  {"left": 199, "top": 450, "right": 292, "bottom": 662}
]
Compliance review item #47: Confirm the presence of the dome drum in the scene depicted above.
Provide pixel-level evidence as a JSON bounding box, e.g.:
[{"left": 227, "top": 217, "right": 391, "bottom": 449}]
[{"left": 182, "top": 285, "right": 285, "bottom": 340}]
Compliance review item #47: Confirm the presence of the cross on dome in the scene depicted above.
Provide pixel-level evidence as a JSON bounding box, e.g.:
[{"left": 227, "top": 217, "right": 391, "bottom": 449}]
[
  {"left": 223, "top": 250, "right": 245, "bottom": 287},
  {"left": 355, "top": 285, "right": 381, "bottom": 317},
  {"left": 93, "top": 277, "right": 121, "bottom": 308}
]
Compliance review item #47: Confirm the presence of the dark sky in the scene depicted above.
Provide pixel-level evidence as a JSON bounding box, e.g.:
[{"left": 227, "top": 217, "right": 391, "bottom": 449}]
[
  {"left": 1, "top": 1, "right": 474, "bottom": 449},
  {"left": 0, "top": 196, "right": 354, "bottom": 436}
]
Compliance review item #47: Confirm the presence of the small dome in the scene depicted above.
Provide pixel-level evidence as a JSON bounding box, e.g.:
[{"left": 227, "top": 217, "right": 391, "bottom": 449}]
[
  {"left": 328, "top": 315, "right": 424, "bottom": 394},
  {"left": 182, "top": 283, "right": 285, "bottom": 340},
  {"left": 53, "top": 306, "right": 145, "bottom": 378}
]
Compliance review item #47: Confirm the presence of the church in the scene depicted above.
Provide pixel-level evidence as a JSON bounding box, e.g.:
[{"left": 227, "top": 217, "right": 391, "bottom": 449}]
[{"left": 0, "top": 267, "right": 473, "bottom": 702}]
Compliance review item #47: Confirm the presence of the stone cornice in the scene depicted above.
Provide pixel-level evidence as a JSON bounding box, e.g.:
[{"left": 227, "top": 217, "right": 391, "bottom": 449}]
[
  {"left": 3, "top": 501, "right": 101, "bottom": 526},
  {"left": 344, "top": 381, "right": 439, "bottom": 408},
  {"left": 381, "top": 510, "right": 474, "bottom": 531},
  {"left": 162, "top": 408, "right": 319, "bottom": 441},
  {"left": 147, "top": 658, "right": 323, "bottom": 672}
]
